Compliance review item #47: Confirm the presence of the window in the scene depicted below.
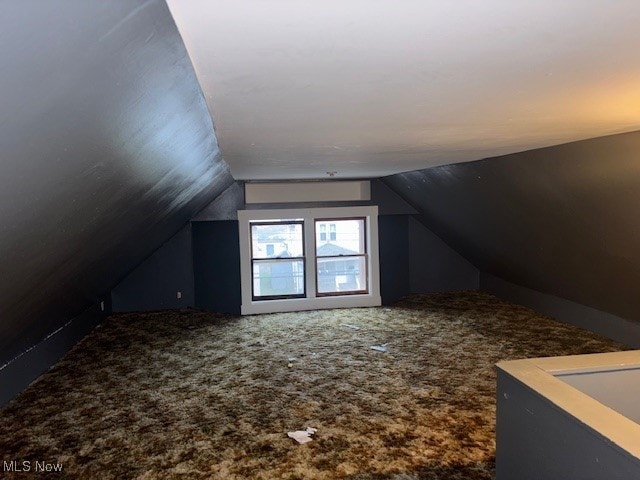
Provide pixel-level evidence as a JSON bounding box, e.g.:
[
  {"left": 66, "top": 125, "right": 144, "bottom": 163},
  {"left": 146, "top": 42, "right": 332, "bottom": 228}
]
[
  {"left": 238, "top": 206, "right": 380, "bottom": 315},
  {"left": 250, "top": 220, "right": 305, "bottom": 300},
  {"left": 315, "top": 218, "right": 367, "bottom": 295}
]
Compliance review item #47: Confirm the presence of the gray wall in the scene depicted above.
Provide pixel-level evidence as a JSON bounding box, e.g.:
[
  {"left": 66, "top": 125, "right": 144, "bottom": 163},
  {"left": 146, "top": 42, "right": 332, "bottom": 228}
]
[
  {"left": 192, "top": 182, "right": 245, "bottom": 221},
  {"left": 370, "top": 179, "right": 419, "bottom": 215},
  {"left": 409, "top": 216, "right": 478, "bottom": 293},
  {"left": 192, "top": 221, "right": 242, "bottom": 315},
  {"left": 0, "top": 305, "right": 104, "bottom": 406},
  {"left": 0, "top": 0, "right": 233, "bottom": 365},
  {"left": 115, "top": 179, "right": 476, "bottom": 313},
  {"left": 482, "top": 273, "right": 640, "bottom": 347},
  {"left": 375, "top": 179, "right": 478, "bottom": 295},
  {"left": 384, "top": 130, "right": 640, "bottom": 324},
  {"left": 111, "top": 225, "right": 195, "bottom": 312},
  {"left": 378, "top": 215, "right": 411, "bottom": 304}
]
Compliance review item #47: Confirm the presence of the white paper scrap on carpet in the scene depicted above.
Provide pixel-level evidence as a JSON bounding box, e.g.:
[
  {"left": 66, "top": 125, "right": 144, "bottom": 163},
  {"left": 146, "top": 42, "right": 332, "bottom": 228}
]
[
  {"left": 287, "top": 427, "right": 317, "bottom": 444},
  {"left": 340, "top": 323, "right": 360, "bottom": 330},
  {"left": 370, "top": 343, "right": 388, "bottom": 352}
]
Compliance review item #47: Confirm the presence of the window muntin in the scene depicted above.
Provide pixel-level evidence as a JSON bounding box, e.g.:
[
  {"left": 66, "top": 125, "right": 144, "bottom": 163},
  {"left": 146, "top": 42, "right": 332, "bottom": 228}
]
[
  {"left": 315, "top": 218, "right": 368, "bottom": 296},
  {"left": 250, "top": 220, "right": 305, "bottom": 300}
]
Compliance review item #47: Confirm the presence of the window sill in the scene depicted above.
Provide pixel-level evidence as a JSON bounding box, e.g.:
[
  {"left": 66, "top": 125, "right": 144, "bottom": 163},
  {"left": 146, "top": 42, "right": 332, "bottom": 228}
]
[{"left": 241, "top": 293, "right": 381, "bottom": 315}]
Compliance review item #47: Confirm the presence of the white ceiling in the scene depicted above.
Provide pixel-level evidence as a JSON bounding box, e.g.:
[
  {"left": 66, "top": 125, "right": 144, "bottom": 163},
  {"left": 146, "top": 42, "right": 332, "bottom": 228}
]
[{"left": 166, "top": 0, "right": 640, "bottom": 180}]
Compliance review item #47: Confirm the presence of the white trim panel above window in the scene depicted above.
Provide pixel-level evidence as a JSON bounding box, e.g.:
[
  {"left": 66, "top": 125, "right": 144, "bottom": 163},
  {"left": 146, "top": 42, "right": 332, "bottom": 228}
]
[
  {"left": 244, "top": 181, "right": 371, "bottom": 204},
  {"left": 238, "top": 206, "right": 380, "bottom": 315}
]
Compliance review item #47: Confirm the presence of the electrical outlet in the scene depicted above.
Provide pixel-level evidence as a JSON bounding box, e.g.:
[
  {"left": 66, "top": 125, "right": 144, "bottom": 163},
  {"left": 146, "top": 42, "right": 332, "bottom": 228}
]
[{"left": 177, "top": 291, "right": 182, "bottom": 299}]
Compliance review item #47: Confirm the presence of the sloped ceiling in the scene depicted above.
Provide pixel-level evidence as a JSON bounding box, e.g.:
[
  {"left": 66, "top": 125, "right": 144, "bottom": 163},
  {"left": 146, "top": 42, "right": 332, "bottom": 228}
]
[
  {"left": 0, "top": 0, "right": 233, "bottom": 364},
  {"left": 167, "top": 0, "right": 640, "bottom": 179},
  {"left": 384, "top": 130, "right": 640, "bottom": 321}
]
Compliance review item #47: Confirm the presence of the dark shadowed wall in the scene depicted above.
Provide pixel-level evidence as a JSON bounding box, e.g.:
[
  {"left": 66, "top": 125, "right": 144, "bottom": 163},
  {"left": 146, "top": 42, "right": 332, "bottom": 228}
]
[
  {"left": 111, "top": 225, "right": 195, "bottom": 312},
  {"left": 384, "top": 130, "right": 640, "bottom": 324},
  {"left": 0, "top": 0, "right": 233, "bottom": 365},
  {"left": 192, "top": 221, "right": 242, "bottom": 315},
  {"left": 408, "top": 216, "right": 479, "bottom": 293},
  {"left": 378, "top": 215, "right": 411, "bottom": 304}
]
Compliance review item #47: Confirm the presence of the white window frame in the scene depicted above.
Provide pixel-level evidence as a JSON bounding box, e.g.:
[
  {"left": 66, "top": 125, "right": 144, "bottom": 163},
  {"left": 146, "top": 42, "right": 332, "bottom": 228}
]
[{"left": 238, "top": 206, "right": 381, "bottom": 315}]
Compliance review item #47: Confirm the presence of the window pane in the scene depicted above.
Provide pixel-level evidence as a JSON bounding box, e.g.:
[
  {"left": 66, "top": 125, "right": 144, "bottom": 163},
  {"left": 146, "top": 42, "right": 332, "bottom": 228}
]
[
  {"left": 317, "top": 256, "right": 367, "bottom": 294},
  {"left": 251, "top": 222, "right": 303, "bottom": 258},
  {"left": 253, "top": 259, "right": 305, "bottom": 297},
  {"left": 316, "top": 219, "right": 365, "bottom": 256}
]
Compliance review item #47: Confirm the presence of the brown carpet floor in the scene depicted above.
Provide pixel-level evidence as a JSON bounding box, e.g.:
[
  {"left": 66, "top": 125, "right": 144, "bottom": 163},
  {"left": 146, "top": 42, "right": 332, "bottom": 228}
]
[{"left": 0, "top": 292, "right": 628, "bottom": 479}]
